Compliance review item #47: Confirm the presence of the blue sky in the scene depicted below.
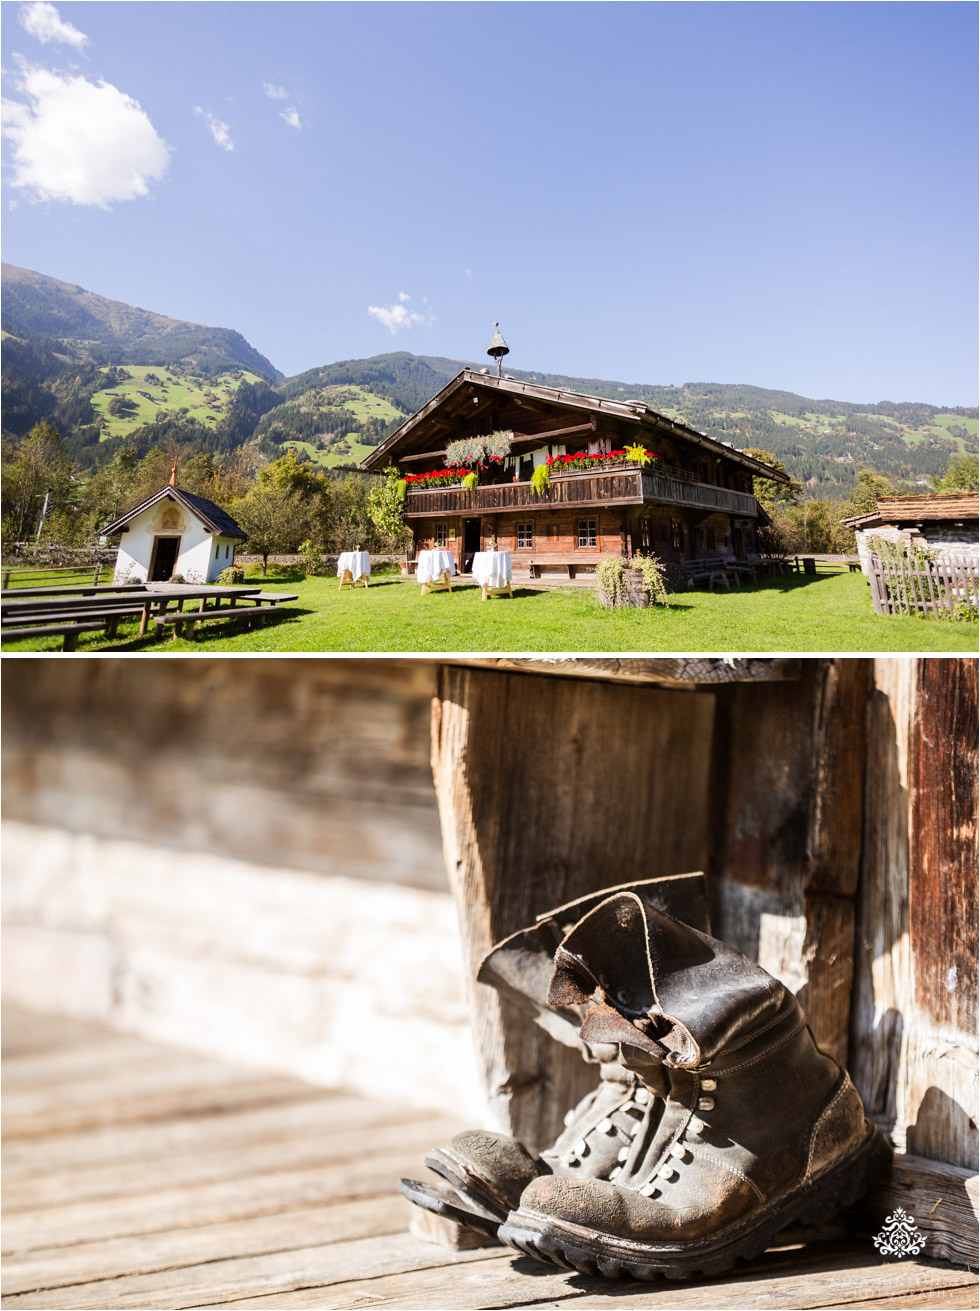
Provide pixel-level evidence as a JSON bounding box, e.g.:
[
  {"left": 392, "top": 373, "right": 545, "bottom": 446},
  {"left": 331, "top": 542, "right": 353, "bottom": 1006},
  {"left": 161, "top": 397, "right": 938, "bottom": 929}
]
[{"left": 1, "top": 1, "right": 977, "bottom": 403}]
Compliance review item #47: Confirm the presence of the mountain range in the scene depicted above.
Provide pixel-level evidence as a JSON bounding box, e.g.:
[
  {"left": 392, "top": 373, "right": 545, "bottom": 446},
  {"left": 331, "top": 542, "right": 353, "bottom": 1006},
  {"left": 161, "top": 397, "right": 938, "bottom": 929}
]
[{"left": 3, "top": 264, "right": 976, "bottom": 497}]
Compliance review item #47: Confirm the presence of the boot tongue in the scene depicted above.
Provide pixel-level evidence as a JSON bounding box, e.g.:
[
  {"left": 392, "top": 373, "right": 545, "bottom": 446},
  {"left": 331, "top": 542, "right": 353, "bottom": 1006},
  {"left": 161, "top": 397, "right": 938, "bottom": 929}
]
[
  {"left": 551, "top": 892, "right": 785, "bottom": 1068},
  {"left": 477, "top": 874, "right": 710, "bottom": 1055}
]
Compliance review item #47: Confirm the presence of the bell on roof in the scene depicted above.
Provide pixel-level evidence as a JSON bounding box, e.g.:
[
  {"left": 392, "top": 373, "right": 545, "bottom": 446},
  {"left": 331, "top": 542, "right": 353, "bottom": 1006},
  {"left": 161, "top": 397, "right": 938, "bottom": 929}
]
[{"left": 486, "top": 322, "right": 509, "bottom": 376}]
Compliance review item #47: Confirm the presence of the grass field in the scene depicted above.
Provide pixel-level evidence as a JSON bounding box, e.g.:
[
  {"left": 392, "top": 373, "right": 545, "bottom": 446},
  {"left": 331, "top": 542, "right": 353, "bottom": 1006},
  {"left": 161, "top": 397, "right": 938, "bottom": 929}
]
[
  {"left": 282, "top": 437, "right": 379, "bottom": 469},
  {"left": 91, "top": 366, "right": 263, "bottom": 439},
  {"left": 5, "top": 567, "right": 975, "bottom": 654}
]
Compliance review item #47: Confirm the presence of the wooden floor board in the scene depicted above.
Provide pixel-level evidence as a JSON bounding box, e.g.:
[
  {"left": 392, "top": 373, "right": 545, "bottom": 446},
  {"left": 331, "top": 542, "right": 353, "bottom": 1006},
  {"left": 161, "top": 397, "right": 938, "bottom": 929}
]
[{"left": 2, "top": 1007, "right": 975, "bottom": 1311}]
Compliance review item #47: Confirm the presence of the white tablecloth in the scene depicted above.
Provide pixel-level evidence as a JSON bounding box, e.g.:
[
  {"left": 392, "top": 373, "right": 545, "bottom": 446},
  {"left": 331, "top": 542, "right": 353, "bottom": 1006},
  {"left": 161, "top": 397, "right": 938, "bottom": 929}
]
[
  {"left": 416, "top": 549, "right": 456, "bottom": 584},
  {"left": 471, "top": 550, "right": 512, "bottom": 589},
  {"left": 337, "top": 551, "right": 371, "bottom": 581}
]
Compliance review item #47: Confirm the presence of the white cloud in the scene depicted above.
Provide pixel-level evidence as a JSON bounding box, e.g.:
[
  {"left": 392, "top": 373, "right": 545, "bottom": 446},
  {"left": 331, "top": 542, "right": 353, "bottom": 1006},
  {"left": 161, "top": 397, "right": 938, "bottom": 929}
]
[
  {"left": 194, "top": 106, "right": 233, "bottom": 151},
  {"left": 464, "top": 267, "right": 472, "bottom": 280},
  {"left": 280, "top": 106, "right": 301, "bottom": 129},
  {"left": 19, "top": 2, "right": 87, "bottom": 49},
  {"left": 1, "top": 65, "right": 170, "bottom": 207},
  {"left": 367, "top": 293, "right": 435, "bottom": 335},
  {"left": 263, "top": 82, "right": 288, "bottom": 101}
]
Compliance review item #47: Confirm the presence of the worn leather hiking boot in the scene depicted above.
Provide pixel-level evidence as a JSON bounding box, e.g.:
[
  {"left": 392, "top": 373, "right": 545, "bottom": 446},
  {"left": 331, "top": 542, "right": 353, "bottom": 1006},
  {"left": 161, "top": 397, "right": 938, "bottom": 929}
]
[
  {"left": 398, "top": 874, "right": 710, "bottom": 1240},
  {"left": 498, "top": 891, "right": 892, "bottom": 1279}
]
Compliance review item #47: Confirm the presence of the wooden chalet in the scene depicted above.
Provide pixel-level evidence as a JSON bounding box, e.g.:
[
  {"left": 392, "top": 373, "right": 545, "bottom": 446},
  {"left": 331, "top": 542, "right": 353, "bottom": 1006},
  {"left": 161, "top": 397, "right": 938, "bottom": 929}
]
[{"left": 362, "top": 355, "right": 789, "bottom": 576}]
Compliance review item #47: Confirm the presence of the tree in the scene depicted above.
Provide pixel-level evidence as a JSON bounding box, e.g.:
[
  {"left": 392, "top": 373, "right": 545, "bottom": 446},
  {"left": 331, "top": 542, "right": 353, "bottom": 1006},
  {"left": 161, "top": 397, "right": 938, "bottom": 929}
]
[
  {"left": 1, "top": 420, "right": 78, "bottom": 543},
  {"left": 743, "top": 449, "right": 803, "bottom": 511},
  {"left": 841, "top": 469, "right": 894, "bottom": 518},
  {"left": 230, "top": 481, "right": 313, "bottom": 573},
  {"left": 933, "top": 453, "right": 979, "bottom": 493},
  {"left": 367, "top": 468, "right": 409, "bottom": 543}
]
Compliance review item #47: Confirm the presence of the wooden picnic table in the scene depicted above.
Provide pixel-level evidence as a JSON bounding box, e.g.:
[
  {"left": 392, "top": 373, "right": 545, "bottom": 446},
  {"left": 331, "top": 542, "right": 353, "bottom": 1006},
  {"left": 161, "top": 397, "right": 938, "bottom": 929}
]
[
  {"left": 1, "top": 584, "right": 266, "bottom": 642},
  {"left": 0, "top": 583, "right": 149, "bottom": 600}
]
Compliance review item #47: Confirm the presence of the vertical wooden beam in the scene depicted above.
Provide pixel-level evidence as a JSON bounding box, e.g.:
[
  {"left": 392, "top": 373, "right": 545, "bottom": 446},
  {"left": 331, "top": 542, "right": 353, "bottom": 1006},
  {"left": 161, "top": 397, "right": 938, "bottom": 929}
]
[
  {"left": 707, "top": 659, "right": 870, "bottom": 1065},
  {"left": 851, "top": 658, "right": 978, "bottom": 1171},
  {"left": 430, "top": 665, "right": 715, "bottom": 1151}
]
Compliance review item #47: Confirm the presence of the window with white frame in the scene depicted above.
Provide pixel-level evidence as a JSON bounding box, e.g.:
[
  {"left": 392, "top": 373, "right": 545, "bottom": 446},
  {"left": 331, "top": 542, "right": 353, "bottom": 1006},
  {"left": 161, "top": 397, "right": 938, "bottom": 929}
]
[
  {"left": 434, "top": 523, "right": 449, "bottom": 547},
  {"left": 577, "top": 519, "right": 598, "bottom": 548},
  {"left": 515, "top": 522, "right": 533, "bottom": 549}
]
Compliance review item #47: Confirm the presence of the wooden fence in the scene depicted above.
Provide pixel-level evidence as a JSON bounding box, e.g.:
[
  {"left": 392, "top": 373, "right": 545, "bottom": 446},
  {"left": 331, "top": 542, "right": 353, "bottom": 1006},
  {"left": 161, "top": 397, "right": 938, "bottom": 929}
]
[{"left": 868, "top": 552, "right": 979, "bottom": 619}]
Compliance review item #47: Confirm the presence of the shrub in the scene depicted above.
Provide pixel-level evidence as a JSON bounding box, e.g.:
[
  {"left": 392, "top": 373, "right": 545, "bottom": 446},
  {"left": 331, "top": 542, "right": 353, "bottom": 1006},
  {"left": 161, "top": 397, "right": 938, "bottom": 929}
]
[
  {"left": 596, "top": 554, "right": 671, "bottom": 609},
  {"left": 299, "top": 539, "right": 324, "bottom": 578},
  {"left": 217, "top": 565, "right": 245, "bottom": 585},
  {"left": 531, "top": 464, "right": 551, "bottom": 496}
]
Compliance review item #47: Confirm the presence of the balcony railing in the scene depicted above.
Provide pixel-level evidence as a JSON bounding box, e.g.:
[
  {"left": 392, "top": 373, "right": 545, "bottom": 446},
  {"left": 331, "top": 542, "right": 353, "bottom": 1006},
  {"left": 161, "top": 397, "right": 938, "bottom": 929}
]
[{"left": 402, "top": 465, "right": 758, "bottom": 518}]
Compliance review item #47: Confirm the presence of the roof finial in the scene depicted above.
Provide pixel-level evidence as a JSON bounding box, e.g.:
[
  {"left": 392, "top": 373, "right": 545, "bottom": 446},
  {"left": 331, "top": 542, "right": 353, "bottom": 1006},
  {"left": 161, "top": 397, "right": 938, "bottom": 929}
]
[
  {"left": 487, "top": 321, "right": 509, "bottom": 378},
  {"left": 169, "top": 455, "right": 178, "bottom": 488}
]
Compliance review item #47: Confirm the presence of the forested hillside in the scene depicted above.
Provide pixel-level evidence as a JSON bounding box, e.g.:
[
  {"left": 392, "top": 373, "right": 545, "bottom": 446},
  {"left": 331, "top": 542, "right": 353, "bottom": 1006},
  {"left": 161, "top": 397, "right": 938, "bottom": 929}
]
[{"left": 2, "top": 264, "right": 976, "bottom": 498}]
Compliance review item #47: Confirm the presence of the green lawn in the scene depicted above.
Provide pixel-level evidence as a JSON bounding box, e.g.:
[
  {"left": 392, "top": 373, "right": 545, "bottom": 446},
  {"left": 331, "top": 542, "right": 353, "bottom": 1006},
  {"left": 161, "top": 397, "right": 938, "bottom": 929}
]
[{"left": 6, "top": 568, "right": 976, "bottom": 654}]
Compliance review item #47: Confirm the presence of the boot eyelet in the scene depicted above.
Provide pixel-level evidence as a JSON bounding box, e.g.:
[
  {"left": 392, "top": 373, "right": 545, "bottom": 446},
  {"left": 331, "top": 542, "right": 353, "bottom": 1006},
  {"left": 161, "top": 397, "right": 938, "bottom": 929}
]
[
  {"left": 688, "top": 1116, "right": 704, "bottom": 1134},
  {"left": 597, "top": 1118, "right": 613, "bottom": 1133},
  {"left": 656, "top": 1165, "right": 677, "bottom": 1181},
  {"left": 609, "top": 1165, "right": 622, "bottom": 1180},
  {"left": 634, "top": 1087, "right": 651, "bottom": 1106},
  {"left": 617, "top": 1146, "right": 630, "bottom": 1162},
  {"left": 558, "top": 1154, "right": 574, "bottom": 1167},
  {"left": 698, "top": 1097, "right": 715, "bottom": 1111},
  {"left": 701, "top": 1078, "right": 717, "bottom": 1092},
  {"left": 575, "top": 1140, "right": 589, "bottom": 1155},
  {"left": 615, "top": 989, "right": 632, "bottom": 1006},
  {"left": 670, "top": 1144, "right": 687, "bottom": 1160},
  {"left": 563, "top": 1110, "right": 576, "bottom": 1126},
  {"left": 639, "top": 1182, "right": 659, "bottom": 1197}
]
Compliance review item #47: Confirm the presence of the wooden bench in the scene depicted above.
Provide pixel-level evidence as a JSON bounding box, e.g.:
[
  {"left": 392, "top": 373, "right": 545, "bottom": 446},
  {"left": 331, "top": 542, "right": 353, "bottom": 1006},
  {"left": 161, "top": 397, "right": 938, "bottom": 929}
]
[
  {"left": 526, "top": 558, "right": 597, "bottom": 580},
  {"left": 152, "top": 599, "right": 294, "bottom": 641},
  {"left": 2, "top": 602, "right": 153, "bottom": 640},
  {"left": 1, "top": 621, "right": 105, "bottom": 651},
  {"left": 683, "top": 554, "right": 741, "bottom": 590}
]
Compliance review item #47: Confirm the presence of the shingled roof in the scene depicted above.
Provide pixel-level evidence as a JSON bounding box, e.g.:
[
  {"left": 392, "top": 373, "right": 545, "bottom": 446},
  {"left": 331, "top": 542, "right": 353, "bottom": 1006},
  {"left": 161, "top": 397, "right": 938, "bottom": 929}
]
[
  {"left": 101, "top": 486, "right": 246, "bottom": 539},
  {"left": 841, "top": 492, "right": 978, "bottom": 529},
  {"left": 361, "top": 369, "right": 790, "bottom": 483}
]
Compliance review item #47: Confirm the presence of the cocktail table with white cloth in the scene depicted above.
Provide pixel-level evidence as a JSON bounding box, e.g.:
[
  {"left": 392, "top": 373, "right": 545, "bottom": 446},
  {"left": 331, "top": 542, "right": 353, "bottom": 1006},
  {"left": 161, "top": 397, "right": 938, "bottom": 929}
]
[
  {"left": 416, "top": 549, "right": 455, "bottom": 595},
  {"left": 471, "top": 549, "right": 513, "bottom": 600},
  {"left": 337, "top": 551, "right": 370, "bottom": 590}
]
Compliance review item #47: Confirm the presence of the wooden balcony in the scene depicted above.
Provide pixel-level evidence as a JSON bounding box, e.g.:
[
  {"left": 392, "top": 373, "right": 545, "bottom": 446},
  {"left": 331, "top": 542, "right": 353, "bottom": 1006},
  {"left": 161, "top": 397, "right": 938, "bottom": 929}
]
[{"left": 402, "top": 465, "right": 758, "bottom": 518}]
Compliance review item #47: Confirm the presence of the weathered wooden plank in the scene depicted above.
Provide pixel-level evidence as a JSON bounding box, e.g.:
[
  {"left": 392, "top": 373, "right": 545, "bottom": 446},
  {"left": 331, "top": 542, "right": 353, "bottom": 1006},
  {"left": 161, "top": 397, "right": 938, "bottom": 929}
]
[
  {"left": 445, "top": 657, "right": 801, "bottom": 686},
  {"left": 0, "top": 1009, "right": 122, "bottom": 1060},
  {"left": 904, "top": 658, "right": 978, "bottom": 1171},
  {"left": 2, "top": 1232, "right": 499, "bottom": 1310},
  {"left": 2, "top": 1034, "right": 185, "bottom": 1090},
  {"left": 3, "top": 1112, "right": 462, "bottom": 1213},
  {"left": 851, "top": 659, "right": 979, "bottom": 1178},
  {"left": 1, "top": 1090, "right": 361, "bottom": 1178},
  {"left": 1, "top": 1123, "right": 461, "bottom": 1254},
  {"left": 708, "top": 660, "right": 869, "bottom": 1066},
  {"left": 818, "top": 1288, "right": 980, "bottom": 1311},
  {"left": 0, "top": 1197, "right": 412, "bottom": 1302},
  {"left": 853, "top": 1151, "right": 979, "bottom": 1269},
  {"left": 430, "top": 665, "right": 715, "bottom": 1153},
  {"left": 197, "top": 1244, "right": 976, "bottom": 1311},
  {"left": 2, "top": 1065, "right": 318, "bottom": 1141}
]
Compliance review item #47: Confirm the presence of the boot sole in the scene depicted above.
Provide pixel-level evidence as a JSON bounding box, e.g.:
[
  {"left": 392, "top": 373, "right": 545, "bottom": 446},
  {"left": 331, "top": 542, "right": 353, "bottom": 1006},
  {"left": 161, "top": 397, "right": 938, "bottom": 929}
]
[
  {"left": 423, "top": 1146, "right": 517, "bottom": 1223},
  {"left": 398, "top": 1177, "right": 503, "bottom": 1243},
  {"left": 498, "top": 1120, "right": 892, "bottom": 1281}
]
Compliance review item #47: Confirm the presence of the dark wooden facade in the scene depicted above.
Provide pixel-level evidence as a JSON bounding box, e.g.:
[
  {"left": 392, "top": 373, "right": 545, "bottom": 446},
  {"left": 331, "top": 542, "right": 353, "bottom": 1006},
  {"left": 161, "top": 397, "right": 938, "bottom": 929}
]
[{"left": 362, "top": 371, "right": 788, "bottom": 572}]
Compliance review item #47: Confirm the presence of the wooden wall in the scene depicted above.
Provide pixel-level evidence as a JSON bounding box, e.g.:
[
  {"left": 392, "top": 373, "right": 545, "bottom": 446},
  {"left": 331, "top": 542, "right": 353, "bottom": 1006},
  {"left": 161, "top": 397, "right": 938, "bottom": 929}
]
[
  {"left": 851, "top": 658, "right": 978, "bottom": 1172},
  {"left": 1, "top": 658, "right": 444, "bottom": 890}
]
